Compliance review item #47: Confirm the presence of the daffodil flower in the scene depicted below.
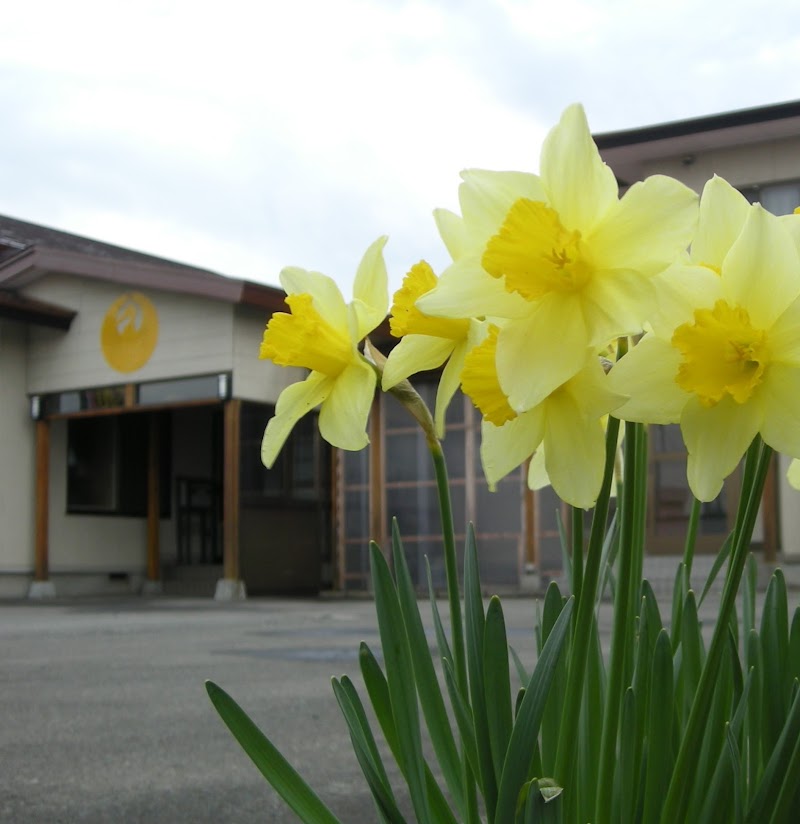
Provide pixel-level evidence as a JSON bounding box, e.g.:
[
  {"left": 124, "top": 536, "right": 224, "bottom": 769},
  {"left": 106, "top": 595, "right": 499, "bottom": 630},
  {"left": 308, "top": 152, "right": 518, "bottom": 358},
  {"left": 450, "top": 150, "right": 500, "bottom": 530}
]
[
  {"left": 609, "top": 200, "right": 800, "bottom": 501},
  {"left": 461, "top": 325, "right": 626, "bottom": 509},
  {"left": 417, "top": 103, "right": 698, "bottom": 413},
  {"left": 259, "top": 237, "right": 388, "bottom": 467},
  {"left": 381, "top": 261, "right": 484, "bottom": 437}
]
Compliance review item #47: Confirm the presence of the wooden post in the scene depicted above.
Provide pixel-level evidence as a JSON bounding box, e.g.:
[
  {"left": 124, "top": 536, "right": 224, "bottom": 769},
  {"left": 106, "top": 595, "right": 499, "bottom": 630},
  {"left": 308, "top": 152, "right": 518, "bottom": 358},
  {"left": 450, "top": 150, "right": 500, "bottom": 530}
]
[
  {"left": 146, "top": 415, "right": 160, "bottom": 582},
  {"left": 34, "top": 420, "right": 50, "bottom": 582},
  {"left": 222, "top": 398, "right": 241, "bottom": 581}
]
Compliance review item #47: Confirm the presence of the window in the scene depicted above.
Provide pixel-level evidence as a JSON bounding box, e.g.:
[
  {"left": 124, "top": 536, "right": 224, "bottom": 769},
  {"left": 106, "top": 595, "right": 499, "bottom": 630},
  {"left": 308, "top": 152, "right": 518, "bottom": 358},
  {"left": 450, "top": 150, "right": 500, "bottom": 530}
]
[
  {"left": 67, "top": 413, "right": 171, "bottom": 516},
  {"left": 740, "top": 180, "right": 800, "bottom": 216}
]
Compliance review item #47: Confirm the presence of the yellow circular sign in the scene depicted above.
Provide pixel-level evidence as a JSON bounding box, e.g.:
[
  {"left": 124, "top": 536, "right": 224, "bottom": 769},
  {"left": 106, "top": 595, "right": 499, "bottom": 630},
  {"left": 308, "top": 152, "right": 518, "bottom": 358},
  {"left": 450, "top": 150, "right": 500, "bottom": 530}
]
[{"left": 100, "top": 292, "right": 159, "bottom": 373}]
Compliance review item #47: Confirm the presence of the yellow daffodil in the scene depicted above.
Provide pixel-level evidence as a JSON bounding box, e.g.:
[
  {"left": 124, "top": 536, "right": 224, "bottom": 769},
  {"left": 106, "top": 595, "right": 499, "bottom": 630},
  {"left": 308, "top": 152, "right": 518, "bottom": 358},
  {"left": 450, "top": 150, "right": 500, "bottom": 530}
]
[
  {"left": 417, "top": 103, "right": 698, "bottom": 413},
  {"left": 609, "top": 200, "right": 800, "bottom": 501},
  {"left": 462, "top": 325, "right": 626, "bottom": 509},
  {"left": 259, "top": 237, "right": 388, "bottom": 467},
  {"left": 382, "top": 260, "right": 484, "bottom": 437}
]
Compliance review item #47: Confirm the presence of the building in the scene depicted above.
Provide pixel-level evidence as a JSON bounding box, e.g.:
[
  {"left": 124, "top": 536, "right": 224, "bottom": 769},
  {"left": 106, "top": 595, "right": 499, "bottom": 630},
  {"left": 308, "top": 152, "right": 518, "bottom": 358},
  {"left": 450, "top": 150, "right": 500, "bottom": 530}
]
[
  {"left": 2, "top": 100, "right": 799, "bottom": 599},
  {"left": 0, "top": 215, "right": 333, "bottom": 598}
]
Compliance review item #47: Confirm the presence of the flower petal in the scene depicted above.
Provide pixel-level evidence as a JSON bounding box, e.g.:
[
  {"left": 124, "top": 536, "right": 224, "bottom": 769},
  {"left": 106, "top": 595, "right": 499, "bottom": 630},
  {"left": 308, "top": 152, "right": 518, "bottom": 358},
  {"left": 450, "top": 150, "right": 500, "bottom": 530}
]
[
  {"left": 434, "top": 208, "right": 471, "bottom": 260},
  {"left": 649, "top": 264, "right": 721, "bottom": 339},
  {"left": 769, "top": 296, "right": 800, "bottom": 366},
  {"left": 280, "top": 267, "right": 349, "bottom": 334},
  {"left": 435, "top": 339, "right": 468, "bottom": 438},
  {"left": 759, "top": 364, "right": 800, "bottom": 456},
  {"left": 352, "top": 236, "right": 389, "bottom": 336},
  {"left": 480, "top": 408, "right": 545, "bottom": 490},
  {"left": 416, "top": 256, "right": 530, "bottom": 320},
  {"left": 382, "top": 335, "right": 455, "bottom": 390},
  {"left": 540, "top": 104, "right": 618, "bottom": 234},
  {"left": 681, "top": 395, "right": 762, "bottom": 502},
  {"left": 527, "top": 448, "right": 549, "bottom": 490},
  {"left": 319, "top": 359, "right": 376, "bottom": 450},
  {"left": 588, "top": 174, "right": 698, "bottom": 275},
  {"left": 608, "top": 335, "right": 687, "bottom": 424},
  {"left": 691, "top": 176, "right": 750, "bottom": 269},
  {"left": 582, "top": 267, "right": 656, "bottom": 344},
  {"left": 542, "top": 393, "right": 607, "bottom": 509},
  {"left": 458, "top": 169, "right": 545, "bottom": 246},
  {"left": 261, "top": 372, "right": 333, "bottom": 468},
  {"left": 496, "top": 292, "right": 590, "bottom": 411},
  {"left": 722, "top": 205, "right": 800, "bottom": 329}
]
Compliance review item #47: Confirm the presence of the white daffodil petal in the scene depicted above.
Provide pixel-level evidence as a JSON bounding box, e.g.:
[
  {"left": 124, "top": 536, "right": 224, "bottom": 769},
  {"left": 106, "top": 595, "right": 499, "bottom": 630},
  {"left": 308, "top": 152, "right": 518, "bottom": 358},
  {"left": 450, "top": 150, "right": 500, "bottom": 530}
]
[
  {"left": 435, "top": 340, "right": 468, "bottom": 438},
  {"left": 723, "top": 205, "right": 800, "bottom": 329},
  {"left": 589, "top": 175, "right": 699, "bottom": 276},
  {"left": 691, "top": 176, "right": 751, "bottom": 269},
  {"left": 318, "top": 359, "right": 376, "bottom": 451},
  {"left": 649, "top": 264, "right": 721, "bottom": 338},
  {"left": 480, "top": 409, "right": 546, "bottom": 490},
  {"left": 434, "top": 208, "right": 472, "bottom": 260},
  {"left": 496, "top": 293, "right": 590, "bottom": 411},
  {"left": 280, "top": 267, "right": 349, "bottom": 333},
  {"left": 759, "top": 365, "right": 800, "bottom": 457},
  {"left": 608, "top": 336, "right": 686, "bottom": 424},
  {"left": 352, "top": 236, "right": 389, "bottom": 334},
  {"left": 458, "top": 169, "right": 545, "bottom": 244},
  {"left": 769, "top": 297, "right": 800, "bottom": 366},
  {"left": 262, "top": 372, "right": 333, "bottom": 468},
  {"left": 540, "top": 103, "right": 618, "bottom": 234},
  {"left": 543, "top": 395, "right": 607, "bottom": 509},
  {"left": 582, "top": 268, "right": 656, "bottom": 344},
  {"left": 416, "top": 256, "right": 530, "bottom": 320},
  {"left": 382, "top": 335, "right": 455, "bottom": 390},
  {"left": 682, "top": 395, "right": 762, "bottom": 502},
  {"left": 527, "top": 449, "right": 549, "bottom": 490}
]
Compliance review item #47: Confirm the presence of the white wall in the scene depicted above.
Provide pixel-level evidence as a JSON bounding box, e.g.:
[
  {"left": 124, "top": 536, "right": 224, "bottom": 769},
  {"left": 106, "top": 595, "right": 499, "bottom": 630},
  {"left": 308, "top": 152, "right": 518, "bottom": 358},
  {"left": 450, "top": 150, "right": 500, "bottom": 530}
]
[
  {"left": 639, "top": 135, "right": 800, "bottom": 193},
  {"left": 23, "top": 274, "right": 237, "bottom": 393},
  {"left": 232, "top": 305, "right": 306, "bottom": 404},
  {"left": 0, "top": 321, "right": 35, "bottom": 572}
]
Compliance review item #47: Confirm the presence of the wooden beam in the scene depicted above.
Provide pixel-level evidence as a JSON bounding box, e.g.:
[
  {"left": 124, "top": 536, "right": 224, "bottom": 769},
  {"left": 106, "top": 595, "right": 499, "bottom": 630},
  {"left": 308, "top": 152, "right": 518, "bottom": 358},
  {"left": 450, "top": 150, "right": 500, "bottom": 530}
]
[
  {"left": 222, "top": 399, "right": 241, "bottom": 580},
  {"left": 34, "top": 420, "right": 50, "bottom": 582},
  {"left": 146, "top": 415, "right": 160, "bottom": 581}
]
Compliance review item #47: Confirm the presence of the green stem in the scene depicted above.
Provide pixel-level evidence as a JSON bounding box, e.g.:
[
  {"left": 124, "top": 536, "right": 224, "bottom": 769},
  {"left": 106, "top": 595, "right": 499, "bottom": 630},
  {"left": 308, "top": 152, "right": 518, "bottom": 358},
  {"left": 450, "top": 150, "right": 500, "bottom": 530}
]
[
  {"left": 681, "top": 497, "right": 701, "bottom": 583},
  {"left": 659, "top": 438, "right": 773, "bottom": 823},
  {"left": 553, "top": 414, "right": 622, "bottom": 789},
  {"left": 571, "top": 506, "right": 584, "bottom": 608},
  {"left": 594, "top": 420, "right": 643, "bottom": 824},
  {"left": 428, "top": 438, "right": 467, "bottom": 698}
]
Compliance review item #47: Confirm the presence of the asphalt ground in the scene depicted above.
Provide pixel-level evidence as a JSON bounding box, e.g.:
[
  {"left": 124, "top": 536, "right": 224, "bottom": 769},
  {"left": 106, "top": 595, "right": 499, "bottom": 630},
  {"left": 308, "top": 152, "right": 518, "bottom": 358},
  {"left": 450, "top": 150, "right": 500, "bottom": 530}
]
[{"left": 0, "top": 587, "right": 765, "bottom": 823}]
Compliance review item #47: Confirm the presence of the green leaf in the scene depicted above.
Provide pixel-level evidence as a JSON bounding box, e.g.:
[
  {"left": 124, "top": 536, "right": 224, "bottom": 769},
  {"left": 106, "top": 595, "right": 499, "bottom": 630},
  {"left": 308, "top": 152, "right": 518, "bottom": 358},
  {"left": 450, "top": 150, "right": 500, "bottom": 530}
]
[
  {"left": 370, "top": 543, "right": 431, "bottom": 824},
  {"left": 509, "top": 646, "right": 531, "bottom": 687},
  {"left": 484, "top": 596, "right": 514, "bottom": 783},
  {"left": 539, "top": 582, "right": 569, "bottom": 776},
  {"left": 725, "top": 724, "right": 744, "bottom": 824},
  {"left": 678, "top": 591, "right": 705, "bottom": 729},
  {"left": 494, "top": 597, "right": 575, "bottom": 824},
  {"left": 641, "top": 629, "right": 674, "bottom": 824},
  {"left": 331, "top": 677, "right": 407, "bottom": 824},
  {"left": 464, "top": 525, "right": 498, "bottom": 820},
  {"left": 698, "top": 531, "right": 733, "bottom": 607},
  {"left": 441, "top": 656, "right": 481, "bottom": 787},
  {"left": 391, "top": 522, "right": 464, "bottom": 814},
  {"left": 205, "top": 681, "right": 343, "bottom": 824},
  {"left": 760, "top": 569, "right": 789, "bottom": 755},
  {"left": 618, "top": 687, "right": 639, "bottom": 824}
]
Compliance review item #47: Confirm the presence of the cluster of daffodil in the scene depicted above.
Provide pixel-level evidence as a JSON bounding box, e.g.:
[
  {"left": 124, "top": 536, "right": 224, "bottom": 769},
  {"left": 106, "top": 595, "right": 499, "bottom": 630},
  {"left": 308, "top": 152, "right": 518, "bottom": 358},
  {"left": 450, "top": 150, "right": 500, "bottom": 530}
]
[
  {"left": 258, "top": 103, "right": 800, "bottom": 513},
  {"left": 207, "top": 103, "right": 800, "bottom": 824}
]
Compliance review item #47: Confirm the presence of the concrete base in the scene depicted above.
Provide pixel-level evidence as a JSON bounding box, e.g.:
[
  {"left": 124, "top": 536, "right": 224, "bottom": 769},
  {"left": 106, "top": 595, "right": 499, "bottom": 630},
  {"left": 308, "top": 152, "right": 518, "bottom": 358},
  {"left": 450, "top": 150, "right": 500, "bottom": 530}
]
[
  {"left": 141, "top": 579, "right": 163, "bottom": 596},
  {"left": 519, "top": 563, "right": 542, "bottom": 594},
  {"left": 214, "top": 578, "right": 247, "bottom": 601},
  {"left": 28, "top": 580, "right": 57, "bottom": 599}
]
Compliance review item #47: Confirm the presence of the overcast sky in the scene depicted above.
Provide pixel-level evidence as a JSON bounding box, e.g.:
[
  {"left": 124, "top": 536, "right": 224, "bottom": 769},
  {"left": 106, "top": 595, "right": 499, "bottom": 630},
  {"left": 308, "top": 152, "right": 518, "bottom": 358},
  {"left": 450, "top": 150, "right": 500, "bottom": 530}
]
[{"left": 2, "top": 0, "right": 799, "bottom": 295}]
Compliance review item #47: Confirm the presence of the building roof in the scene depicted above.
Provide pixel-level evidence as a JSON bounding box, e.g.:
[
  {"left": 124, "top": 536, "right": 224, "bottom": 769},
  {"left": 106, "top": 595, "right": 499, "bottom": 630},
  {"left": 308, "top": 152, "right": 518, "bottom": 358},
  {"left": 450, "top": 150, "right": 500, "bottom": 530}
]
[
  {"left": 594, "top": 99, "right": 800, "bottom": 186},
  {"left": 0, "top": 214, "right": 287, "bottom": 314}
]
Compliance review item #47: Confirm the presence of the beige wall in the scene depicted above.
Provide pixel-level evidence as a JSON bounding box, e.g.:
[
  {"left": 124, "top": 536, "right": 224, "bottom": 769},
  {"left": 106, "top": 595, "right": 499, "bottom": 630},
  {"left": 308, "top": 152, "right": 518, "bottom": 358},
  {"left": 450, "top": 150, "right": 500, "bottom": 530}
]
[
  {"left": 0, "top": 321, "right": 35, "bottom": 572},
  {"left": 639, "top": 135, "right": 800, "bottom": 192},
  {"left": 232, "top": 305, "right": 304, "bottom": 404},
  {"left": 23, "top": 273, "right": 236, "bottom": 394}
]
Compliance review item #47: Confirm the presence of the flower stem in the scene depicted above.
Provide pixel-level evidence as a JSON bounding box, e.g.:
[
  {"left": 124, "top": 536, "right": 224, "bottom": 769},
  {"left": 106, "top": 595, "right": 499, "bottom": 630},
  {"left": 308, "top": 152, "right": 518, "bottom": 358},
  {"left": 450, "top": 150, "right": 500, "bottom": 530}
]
[
  {"left": 594, "top": 420, "right": 645, "bottom": 824},
  {"left": 553, "top": 414, "right": 622, "bottom": 791},
  {"left": 660, "top": 437, "right": 773, "bottom": 822},
  {"left": 681, "top": 496, "right": 701, "bottom": 583}
]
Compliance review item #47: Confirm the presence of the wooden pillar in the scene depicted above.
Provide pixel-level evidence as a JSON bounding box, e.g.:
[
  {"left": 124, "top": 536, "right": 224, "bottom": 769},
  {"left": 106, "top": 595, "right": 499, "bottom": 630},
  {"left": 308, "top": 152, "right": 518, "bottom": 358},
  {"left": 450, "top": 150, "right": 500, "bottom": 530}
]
[
  {"left": 34, "top": 420, "right": 50, "bottom": 582},
  {"left": 222, "top": 398, "right": 241, "bottom": 582},
  {"left": 146, "top": 415, "right": 160, "bottom": 582}
]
